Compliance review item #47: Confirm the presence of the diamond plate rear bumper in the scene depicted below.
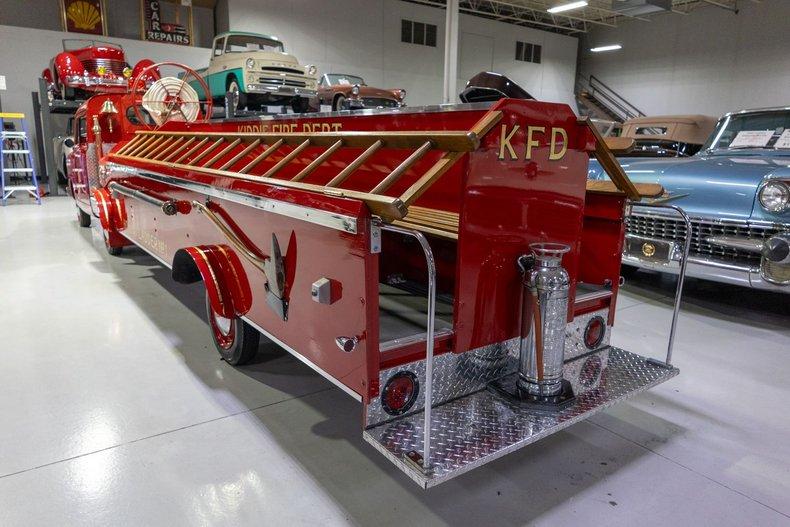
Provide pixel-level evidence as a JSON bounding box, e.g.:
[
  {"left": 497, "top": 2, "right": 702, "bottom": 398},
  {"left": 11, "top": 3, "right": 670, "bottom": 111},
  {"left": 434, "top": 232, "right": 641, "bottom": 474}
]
[{"left": 363, "top": 347, "right": 678, "bottom": 488}]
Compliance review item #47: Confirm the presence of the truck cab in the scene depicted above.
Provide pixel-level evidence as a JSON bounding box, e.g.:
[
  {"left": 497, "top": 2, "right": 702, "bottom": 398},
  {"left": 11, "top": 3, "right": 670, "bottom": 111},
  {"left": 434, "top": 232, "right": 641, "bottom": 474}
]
[
  {"left": 190, "top": 31, "right": 318, "bottom": 113},
  {"left": 66, "top": 93, "right": 149, "bottom": 229}
]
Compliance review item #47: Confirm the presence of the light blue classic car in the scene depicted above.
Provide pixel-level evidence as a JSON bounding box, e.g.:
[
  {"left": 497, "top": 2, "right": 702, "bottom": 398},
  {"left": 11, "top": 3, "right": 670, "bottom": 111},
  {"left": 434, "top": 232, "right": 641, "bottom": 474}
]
[{"left": 589, "top": 107, "right": 790, "bottom": 293}]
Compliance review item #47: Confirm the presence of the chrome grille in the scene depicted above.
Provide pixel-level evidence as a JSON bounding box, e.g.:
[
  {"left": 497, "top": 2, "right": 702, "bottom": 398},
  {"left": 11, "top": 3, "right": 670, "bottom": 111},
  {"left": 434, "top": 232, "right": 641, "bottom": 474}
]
[
  {"left": 360, "top": 98, "right": 399, "bottom": 108},
  {"left": 82, "top": 58, "right": 126, "bottom": 75},
  {"left": 261, "top": 66, "right": 304, "bottom": 75},
  {"left": 627, "top": 214, "right": 780, "bottom": 266},
  {"left": 258, "top": 77, "right": 306, "bottom": 88}
]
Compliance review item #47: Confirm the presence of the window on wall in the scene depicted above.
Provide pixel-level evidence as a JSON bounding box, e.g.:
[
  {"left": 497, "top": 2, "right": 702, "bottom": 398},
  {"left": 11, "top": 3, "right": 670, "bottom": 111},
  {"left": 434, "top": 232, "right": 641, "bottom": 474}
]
[
  {"left": 402, "top": 19, "right": 437, "bottom": 47},
  {"left": 516, "top": 41, "right": 542, "bottom": 63}
]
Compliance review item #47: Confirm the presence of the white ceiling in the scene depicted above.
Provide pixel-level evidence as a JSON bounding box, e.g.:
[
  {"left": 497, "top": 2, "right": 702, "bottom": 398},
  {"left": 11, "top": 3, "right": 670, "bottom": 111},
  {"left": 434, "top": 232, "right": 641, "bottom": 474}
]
[{"left": 404, "top": 0, "right": 750, "bottom": 35}]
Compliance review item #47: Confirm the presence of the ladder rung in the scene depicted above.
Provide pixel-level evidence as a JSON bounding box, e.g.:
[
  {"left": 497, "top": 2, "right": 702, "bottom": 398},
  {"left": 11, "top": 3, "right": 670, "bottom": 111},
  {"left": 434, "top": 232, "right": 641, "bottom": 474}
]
[
  {"left": 292, "top": 140, "right": 342, "bottom": 182},
  {"left": 327, "top": 140, "right": 383, "bottom": 187},
  {"left": 3, "top": 168, "right": 34, "bottom": 172},
  {"left": 2, "top": 150, "right": 30, "bottom": 154},
  {"left": 261, "top": 140, "right": 311, "bottom": 178},
  {"left": 203, "top": 139, "right": 241, "bottom": 168},
  {"left": 4, "top": 185, "right": 37, "bottom": 190},
  {"left": 371, "top": 141, "right": 432, "bottom": 194},
  {"left": 240, "top": 139, "right": 283, "bottom": 174},
  {"left": 191, "top": 138, "right": 225, "bottom": 165},
  {"left": 220, "top": 139, "right": 261, "bottom": 171},
  {"left": 1, "top": 132, "right": 27, "bottom": 138}
]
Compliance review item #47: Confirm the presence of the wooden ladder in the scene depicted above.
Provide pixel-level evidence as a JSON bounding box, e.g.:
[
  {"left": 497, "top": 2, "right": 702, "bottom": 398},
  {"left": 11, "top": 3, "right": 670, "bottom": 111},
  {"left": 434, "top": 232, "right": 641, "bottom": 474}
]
[{"left": 113, "top": 111, "right": 503, "bottom": 222}]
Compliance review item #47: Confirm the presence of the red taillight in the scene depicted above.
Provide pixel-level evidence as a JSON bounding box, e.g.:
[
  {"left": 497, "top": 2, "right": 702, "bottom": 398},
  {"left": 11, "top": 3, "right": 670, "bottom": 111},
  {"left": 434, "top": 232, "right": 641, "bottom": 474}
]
[
  {"left": 382, "top": 372, "right": 419, "bottom": 416},
  {"left": 584, "top": 316, "right": 606, "bottom": 350}
]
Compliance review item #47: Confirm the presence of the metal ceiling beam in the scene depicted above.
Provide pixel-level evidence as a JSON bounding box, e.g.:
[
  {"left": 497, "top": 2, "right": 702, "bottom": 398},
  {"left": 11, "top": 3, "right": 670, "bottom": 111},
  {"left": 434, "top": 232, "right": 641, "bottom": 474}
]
[
  {"left": 480, "top": 0, "right": 617, "bottom": 27},
  {"left": 407, "top": 0, "right": 588, "bottom": 32}
]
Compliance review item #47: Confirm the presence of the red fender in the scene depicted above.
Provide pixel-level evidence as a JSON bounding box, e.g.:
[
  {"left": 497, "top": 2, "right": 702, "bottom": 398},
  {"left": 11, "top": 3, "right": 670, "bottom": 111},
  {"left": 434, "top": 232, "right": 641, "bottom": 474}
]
[
  {"left": 54, "top": 52, "right": 84, "bottom": 85},
  {"left": 172, "top": 245, "right": 252, "bottom": 319},
  {"left": 92, "top": 188, "right": 128, "bottom": 232},
  {"left": 131, "top": 59, "right": 159, "bottom": 88},
  {"left": 42, "top": 69, "right": 54, "bottom": 84}
]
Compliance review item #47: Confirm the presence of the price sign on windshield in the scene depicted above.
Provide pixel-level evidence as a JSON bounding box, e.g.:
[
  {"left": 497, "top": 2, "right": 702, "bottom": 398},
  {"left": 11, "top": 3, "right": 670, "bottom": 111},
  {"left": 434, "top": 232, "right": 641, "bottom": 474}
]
[
  {"left": 774, "top": 129, "right": 790, "bottom": 149},
  {"left": 729, "top": 130, "right": 775, "bottom": 148}
]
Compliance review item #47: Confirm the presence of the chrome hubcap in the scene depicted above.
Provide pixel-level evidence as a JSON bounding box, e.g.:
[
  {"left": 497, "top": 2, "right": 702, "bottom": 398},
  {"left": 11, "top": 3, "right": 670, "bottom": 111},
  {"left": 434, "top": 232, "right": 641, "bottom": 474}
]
[{"left": 213, "top": 311, "right": 232, "bottom": 336}]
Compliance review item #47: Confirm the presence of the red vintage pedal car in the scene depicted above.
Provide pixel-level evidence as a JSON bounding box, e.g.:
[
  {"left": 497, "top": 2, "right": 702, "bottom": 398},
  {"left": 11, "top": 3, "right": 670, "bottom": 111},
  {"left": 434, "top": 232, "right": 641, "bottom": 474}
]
[
  {"left": 68, "top": 63, "right": 690, "bottom": 488},
  {"left": 42, "top": 39, "right": 154, "bottom": 100}
]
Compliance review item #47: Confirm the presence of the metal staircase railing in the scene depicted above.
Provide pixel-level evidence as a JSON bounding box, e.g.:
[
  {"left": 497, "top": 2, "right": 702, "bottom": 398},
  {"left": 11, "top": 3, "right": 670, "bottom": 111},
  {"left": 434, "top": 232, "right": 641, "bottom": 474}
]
[{"left": 576, "top": 75, "right": 645, "bottom": 122}]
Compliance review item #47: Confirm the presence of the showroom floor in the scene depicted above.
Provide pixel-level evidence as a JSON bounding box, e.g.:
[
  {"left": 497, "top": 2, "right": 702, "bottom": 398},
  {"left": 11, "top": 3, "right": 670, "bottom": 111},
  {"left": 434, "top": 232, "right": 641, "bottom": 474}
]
[{"left": 0, "top": 197, "right": 788, "bottom": 526}]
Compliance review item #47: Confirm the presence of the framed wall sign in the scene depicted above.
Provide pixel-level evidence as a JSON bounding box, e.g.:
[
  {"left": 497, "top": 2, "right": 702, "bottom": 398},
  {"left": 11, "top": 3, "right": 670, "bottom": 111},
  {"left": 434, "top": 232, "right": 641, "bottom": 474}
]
[
  {"left": 60, "top": 0, "right": 108, "bottom": 36},
  {"left": 141, "top": 0, "right": 194, "bottom": 46}
]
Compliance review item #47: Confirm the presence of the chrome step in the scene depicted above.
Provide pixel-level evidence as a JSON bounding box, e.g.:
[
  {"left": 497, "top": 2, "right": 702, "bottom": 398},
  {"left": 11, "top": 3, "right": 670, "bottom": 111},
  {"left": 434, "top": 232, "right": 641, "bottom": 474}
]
[{"left": 363, "top": 347, "right": 678, "bottom": 488}]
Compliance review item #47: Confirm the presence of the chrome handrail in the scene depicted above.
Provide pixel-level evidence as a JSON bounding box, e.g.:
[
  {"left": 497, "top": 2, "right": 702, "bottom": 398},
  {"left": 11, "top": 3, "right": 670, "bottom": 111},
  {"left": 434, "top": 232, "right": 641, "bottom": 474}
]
[
  {"left": 628, "top": 202, "right": 691, "bottom": 366},
  {"left": 108, "top": 181, "right": 179, "bottom": 216},
  {"left": 380, "top": 223, "right": 437, "bottom": 471}
]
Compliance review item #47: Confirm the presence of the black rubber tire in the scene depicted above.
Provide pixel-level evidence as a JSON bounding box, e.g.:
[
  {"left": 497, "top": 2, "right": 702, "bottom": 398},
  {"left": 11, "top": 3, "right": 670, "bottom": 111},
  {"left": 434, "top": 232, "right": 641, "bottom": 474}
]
[
  {"left": 103, "top": 230, "right": 123, "bottom": 256},
  {"left": 58, "top": 157, "right": 68, "bottom": 185},
  {"left": 620, "top": 265, "right": 639, "bottom": 281},
  {"left": 333, "top": 94, "right": 346, "bottom": 111},
  {"left": 227, "top": 78, "right": 246, "bottom": 112},
  {"left": 291, "top": 96, "right": 310, "bottom": 113},
  {"left": 77, "top": 208, "right": 91, "bottom": 228},
  {"left": 205, "top": 292, "right": 260, "bottom": 365}
]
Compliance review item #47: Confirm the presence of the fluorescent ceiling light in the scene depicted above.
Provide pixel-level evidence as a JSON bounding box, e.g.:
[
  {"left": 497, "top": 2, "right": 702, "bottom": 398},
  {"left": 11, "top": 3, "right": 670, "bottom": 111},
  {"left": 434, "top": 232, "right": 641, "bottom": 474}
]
[
  {"left": 590, "top": 44, "right": 623, "bottom": 52},
  {"left": 547, "top": 1, "right": 588, "bottom": 13}
]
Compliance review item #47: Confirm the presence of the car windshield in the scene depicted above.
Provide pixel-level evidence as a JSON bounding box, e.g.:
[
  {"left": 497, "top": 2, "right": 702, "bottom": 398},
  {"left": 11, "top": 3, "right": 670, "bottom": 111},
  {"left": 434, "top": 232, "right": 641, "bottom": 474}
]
[
  {"left": 703, "top": 110, "right": 790, "bottom": 152},
  {"left": 63, "top": 38, "right": 121, "bottom": 51},
  {"left": 324, "top": 74, "right": 365, "bottom": 86},
  {"left": 224, "top": 34, "right": 284, "bottom": 53}
]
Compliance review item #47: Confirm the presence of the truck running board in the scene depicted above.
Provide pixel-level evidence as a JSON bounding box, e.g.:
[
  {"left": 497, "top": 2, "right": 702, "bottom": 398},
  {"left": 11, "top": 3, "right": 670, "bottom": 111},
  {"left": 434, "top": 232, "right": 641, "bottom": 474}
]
[{"left": 363, "top": 347, "right": 678, "bottom": 488}]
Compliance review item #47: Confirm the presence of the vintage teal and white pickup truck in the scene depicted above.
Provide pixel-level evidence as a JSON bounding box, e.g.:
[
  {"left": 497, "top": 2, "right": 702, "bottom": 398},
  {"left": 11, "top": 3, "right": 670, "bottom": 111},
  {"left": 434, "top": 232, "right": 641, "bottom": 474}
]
[{"left": 188, "top": 31, "right": 318, "bottom": 113}]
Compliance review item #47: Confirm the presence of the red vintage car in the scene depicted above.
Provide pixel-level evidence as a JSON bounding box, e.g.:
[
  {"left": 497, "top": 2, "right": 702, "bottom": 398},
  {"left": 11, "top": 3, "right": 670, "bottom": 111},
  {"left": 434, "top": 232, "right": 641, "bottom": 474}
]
[
  {"left": 312, "top": 73, "right": 405, "bottom": 111},
  {"left": 42, "top": 39, "right": 154, "bottom": 100}
]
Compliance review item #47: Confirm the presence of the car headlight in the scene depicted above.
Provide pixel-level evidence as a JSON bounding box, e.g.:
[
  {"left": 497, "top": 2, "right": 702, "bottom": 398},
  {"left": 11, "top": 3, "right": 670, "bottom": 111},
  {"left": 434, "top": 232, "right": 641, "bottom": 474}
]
[
  {"left": 351, "top": 84, "right": 360, "bottom": 96},
  {"left": 758, "top": 181, "right": 789, "bottom": 213},
  {"left": 397, "top": 89, "right": 406, "bottom": 100},
  {"left": 246, "top": 58, "right": 255, "bottom": 69},
  {"left": 306, "top": 64, "right": 317, "bottom": 76}
]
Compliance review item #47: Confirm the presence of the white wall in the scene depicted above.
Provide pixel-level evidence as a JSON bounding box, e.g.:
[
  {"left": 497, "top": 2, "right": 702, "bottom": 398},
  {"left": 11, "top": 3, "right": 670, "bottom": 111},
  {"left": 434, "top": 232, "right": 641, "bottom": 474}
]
[
  {"left": 0, "top": 0, "right": 579, "bottom": 179},
  {"left": 226, "top": 0, "right": 579, "bottom": 107},
  {"left": 0, "top": 24, "right": 211, "bottom": 174},
  {"left": 579, "top": 0, "right": 790, "bottom": 117}
]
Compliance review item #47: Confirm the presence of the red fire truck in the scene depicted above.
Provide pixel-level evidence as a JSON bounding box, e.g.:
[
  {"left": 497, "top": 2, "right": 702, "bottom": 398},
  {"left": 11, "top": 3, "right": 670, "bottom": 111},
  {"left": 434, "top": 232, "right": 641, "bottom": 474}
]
[{"left": 68, "top": 64, "right": 689, "bottom": 488}]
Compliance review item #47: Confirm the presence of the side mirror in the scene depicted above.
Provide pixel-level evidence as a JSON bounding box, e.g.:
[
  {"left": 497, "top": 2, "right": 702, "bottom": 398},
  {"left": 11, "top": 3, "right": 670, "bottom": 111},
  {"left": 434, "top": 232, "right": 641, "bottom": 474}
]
[{"left": 64, "top": 137, "right": 75, "bottom": 148}]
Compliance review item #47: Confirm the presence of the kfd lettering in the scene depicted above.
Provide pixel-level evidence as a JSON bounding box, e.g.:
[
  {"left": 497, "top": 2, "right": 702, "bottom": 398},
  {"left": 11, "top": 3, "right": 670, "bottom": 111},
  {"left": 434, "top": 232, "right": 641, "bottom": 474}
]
[{"left": 498, "top": 124, "right": 568, "bottom": 161}]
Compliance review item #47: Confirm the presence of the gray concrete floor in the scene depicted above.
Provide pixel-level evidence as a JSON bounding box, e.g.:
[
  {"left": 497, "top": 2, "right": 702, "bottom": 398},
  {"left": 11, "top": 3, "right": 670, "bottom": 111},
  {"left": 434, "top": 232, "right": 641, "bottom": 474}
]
[{"left": 1, "top": 196, "right": 789, "bottom": 526}]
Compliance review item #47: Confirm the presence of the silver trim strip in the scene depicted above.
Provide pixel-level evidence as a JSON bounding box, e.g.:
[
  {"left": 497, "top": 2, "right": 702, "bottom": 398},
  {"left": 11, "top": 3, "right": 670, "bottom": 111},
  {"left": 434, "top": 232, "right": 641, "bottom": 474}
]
[
  {"left": 704, "top": 235, "right": 764, "bottom": 253},
  {"left": 216, "top": 101, "right": 494, "bottom": 124},
  {"left": 379, "top": 328, "right": 454, "bottom": 353},
  {"left": 104, "top": 162, "right": 359, "bottom": 234}
]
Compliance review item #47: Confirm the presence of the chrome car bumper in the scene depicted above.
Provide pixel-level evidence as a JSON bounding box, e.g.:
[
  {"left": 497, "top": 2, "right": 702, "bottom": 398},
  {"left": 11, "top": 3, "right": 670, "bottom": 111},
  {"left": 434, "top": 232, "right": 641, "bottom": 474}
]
[
  {"left": 66, "top": 75, "right": 127, "bottom": 87},
  {"left": 346, "top": 98, "right": 405, "bottom": 110},
  {"left": 245, "top": 83, "right": 316, "bottom": 98},
  {"left": 624, "top": 208, "right": 789, "bottom": 292},
  {"left": 622, "top": 253, "right": 788, "bottom": 292}
]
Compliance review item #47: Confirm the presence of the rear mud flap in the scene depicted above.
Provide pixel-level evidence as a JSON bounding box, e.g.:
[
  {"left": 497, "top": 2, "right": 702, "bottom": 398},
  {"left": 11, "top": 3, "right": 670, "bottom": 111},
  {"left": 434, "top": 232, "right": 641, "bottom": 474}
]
[{"left": 363, "top": 347, "right": 678, "bottom": 488}]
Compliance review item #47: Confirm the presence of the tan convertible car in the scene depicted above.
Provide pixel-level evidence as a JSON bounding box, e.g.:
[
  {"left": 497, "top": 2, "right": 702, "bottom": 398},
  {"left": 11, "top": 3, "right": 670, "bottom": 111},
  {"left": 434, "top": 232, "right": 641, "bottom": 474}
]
[{"left": 312, "top": 73, "right": 405, "bottom": 111}]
